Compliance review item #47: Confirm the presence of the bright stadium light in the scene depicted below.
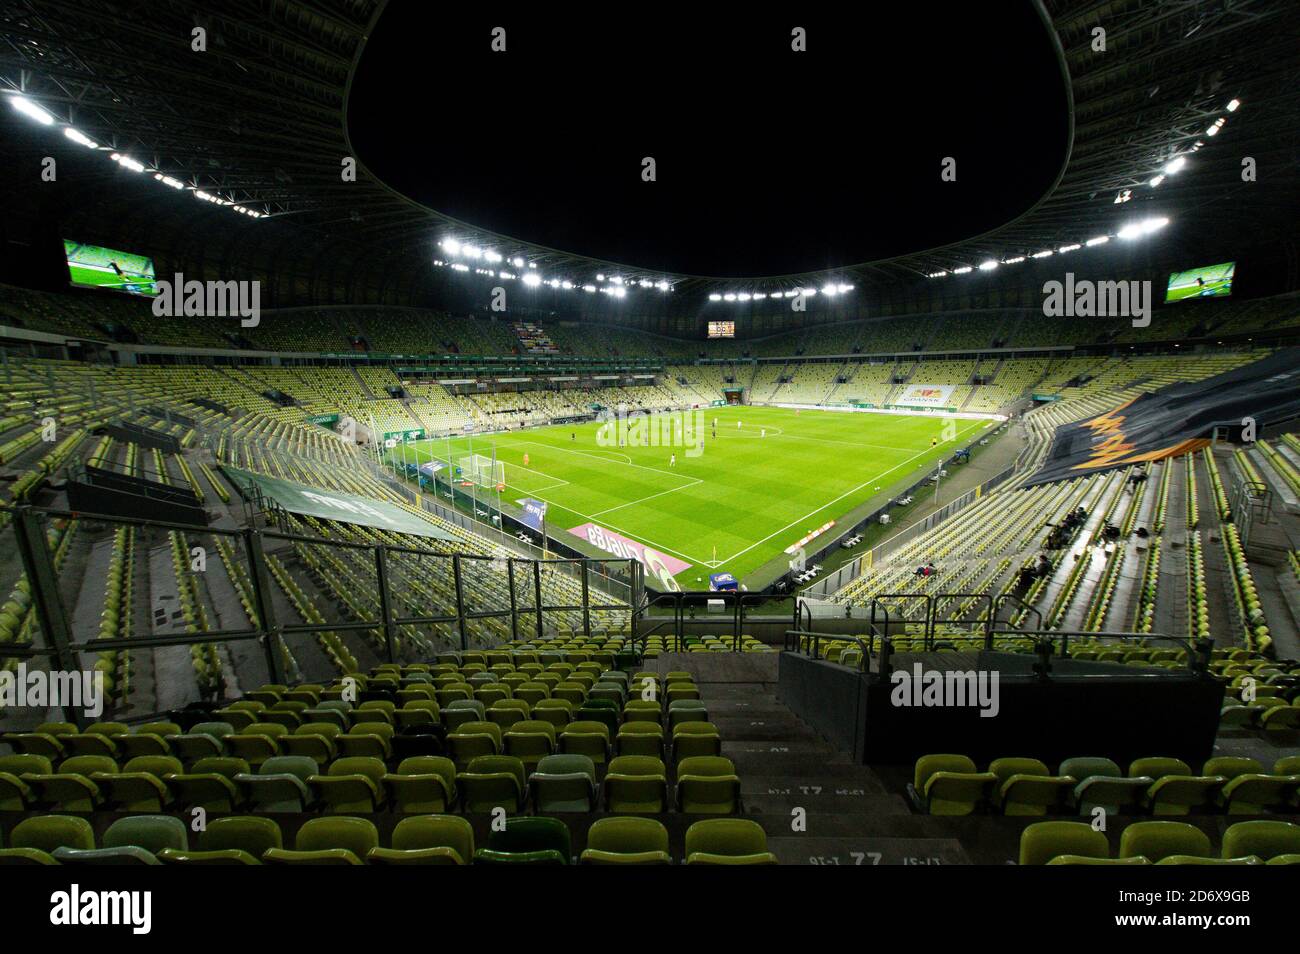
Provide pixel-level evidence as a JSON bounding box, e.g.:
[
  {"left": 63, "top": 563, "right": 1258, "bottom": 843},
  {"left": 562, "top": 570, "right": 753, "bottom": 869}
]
[
  {"left": 64, "top": 127, "right": 98, "bottom": 148},
  {"left": 928, "top": 271, "right": 948, "bottom": 278},
  {"left": 708, "top": 293, "right": 722, "bottom": 301},
  {"left": 752, "top": 292, "right": 767, "bottom": 300},
  {"left": 1003, "top": 256, "right": 1025, "bottom": 264},
  {"left": 461, "top": 244, "right": 482, "bottom": 259},
  {"left": 512, "top": 257, "right": 524, "bottom": 268},
  {"left": 656, "top": 281, "right": 670, "bottom": 291},
  {"left": 723, "top": 293, "right": 737, "bottom": 301},
  {"left": 110, "top": 153, "right": 146, "bottom": 173},
  {"left": 522, "top": 272, "right": 541, "bottom": 287},
  {"left": 154, "top": 173, "right": 185, "bottom": 189},
  {"left": 978, "top": 260, "right": 999, "bottom": 271},
  {"left": 1149, "top": 174, "right": 1166, "bottom": 187},
  {"left": 1205, "top": 122, "right": 1220, "bottom": 136},
  {"left": 442, "top": 238, "right": 461, "bottom": 255},
  {"left": 1226, "top": 98, "right": 1240, "bottom": 112},
  {"left": 9, "top": 94, "right": 54, "bottom": 125},
  {"left": 484, "top": 249, "right": 502, "bottom": 263},
  {"left": 1085, "top": 236, "right": 1109, "bottom": 246},
  {"left": 609, "top": 286, "right": 626, "bottom": 298},
  {"left": 451, "top": 263, "right": 469, "bottom": 272},
  {"left": 737, "top": 292, "right": 751, "bottom": 301},
  {"left": 952, "top": 266, "right": 972, "bottom": 275},
  {"left": 1164, "top": 155, "right": 1187, "bottom": 175},
  {"left": 1058, "top": 243, "right": 1081, "bottom": 253},
  {"left": 1031, "top": 250, "right": 1054, "bottom": 259},
  {"left": 610, "top": 276, "right": 623, "bottom": 285},
  {"left": 1119, "top": 216, "right": 1170, "bottom": 240},
  {"left": 584, "top": 284, "right": 597, "bottom": 293}
]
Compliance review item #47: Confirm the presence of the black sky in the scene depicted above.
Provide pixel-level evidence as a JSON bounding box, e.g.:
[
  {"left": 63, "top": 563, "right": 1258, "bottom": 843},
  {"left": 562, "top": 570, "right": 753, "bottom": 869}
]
[{"left": 348, "top": 4, "right": 1069, "bottom": 278}]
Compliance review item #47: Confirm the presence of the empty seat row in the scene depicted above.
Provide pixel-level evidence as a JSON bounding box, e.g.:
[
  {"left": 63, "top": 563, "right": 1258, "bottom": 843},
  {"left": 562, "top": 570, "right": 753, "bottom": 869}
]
[
  {"left": 912, "top": 753, "right": 1300, "bottom": 816},
  {"left": 0, "top": 814, "right": 777, "bottom": 866},
  {"left": 1019, "top": 819, "right": 1300, "bottom": 865}
]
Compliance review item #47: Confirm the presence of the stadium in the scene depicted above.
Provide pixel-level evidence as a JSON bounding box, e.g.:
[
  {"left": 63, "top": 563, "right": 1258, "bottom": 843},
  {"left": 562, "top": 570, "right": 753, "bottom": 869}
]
[{"left": 0, "top": 0, "right": 1298, "bottom": 922}]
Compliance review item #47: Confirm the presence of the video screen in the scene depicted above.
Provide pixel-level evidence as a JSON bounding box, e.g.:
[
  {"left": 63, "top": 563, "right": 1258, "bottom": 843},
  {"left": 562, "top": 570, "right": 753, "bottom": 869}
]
[
  {"left": 707, "top": 320, "right": 735, "bottom": 338},
  {"left": 63, "top": 239, "right": 157, "bottom": 296},
  {"left": 1165, "top": 262, "right": 1234, "bottom": 303}
]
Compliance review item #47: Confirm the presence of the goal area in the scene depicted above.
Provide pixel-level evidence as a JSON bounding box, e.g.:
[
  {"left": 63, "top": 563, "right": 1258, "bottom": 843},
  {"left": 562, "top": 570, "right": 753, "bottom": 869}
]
[{"left": 457, "top": 453, "right": 505, "bottom": 488}]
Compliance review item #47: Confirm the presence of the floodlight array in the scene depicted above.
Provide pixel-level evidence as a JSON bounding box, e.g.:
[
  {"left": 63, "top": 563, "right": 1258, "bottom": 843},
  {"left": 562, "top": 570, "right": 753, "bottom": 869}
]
[
  {"left": 435, "top": 237, "right": 672, "bottom": 299},
  {"left": 7, "top": 91, "right": 268, "bottom": 220}
]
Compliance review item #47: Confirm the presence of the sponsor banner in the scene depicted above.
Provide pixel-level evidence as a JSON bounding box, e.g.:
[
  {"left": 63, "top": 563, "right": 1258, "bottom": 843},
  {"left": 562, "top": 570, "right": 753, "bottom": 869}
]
[
  {"left": 221, "top": 465, "right": 457, "bottom": 540},
  {"left": 785, "top": 521, "right": 835, "bottom": 554},
  {"left": 895, "top": 384, "right": 955, "bottom": 408},
  {"left": 1026, "top": 349, "right": 1300, "bottom": 487},
  {"left": 709, "top": 572, "right": 739, "bottom": 591},
  {"left": 519, "top": 498, "right": 548, "bottom": 532},
  {"left": 569, "top": 522, "right": 690, "bottom": 590}
]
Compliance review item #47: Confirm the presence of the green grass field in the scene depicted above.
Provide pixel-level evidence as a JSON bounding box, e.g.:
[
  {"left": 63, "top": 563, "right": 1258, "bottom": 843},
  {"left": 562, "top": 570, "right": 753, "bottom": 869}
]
[{"left": 388, "top": 405, "right": 992, "bottom": 588}]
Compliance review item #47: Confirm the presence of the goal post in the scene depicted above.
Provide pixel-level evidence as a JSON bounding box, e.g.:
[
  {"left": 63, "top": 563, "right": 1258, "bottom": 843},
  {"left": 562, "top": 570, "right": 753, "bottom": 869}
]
[{"left": 457, "top": 453, "right": 505, "bottom": 488}]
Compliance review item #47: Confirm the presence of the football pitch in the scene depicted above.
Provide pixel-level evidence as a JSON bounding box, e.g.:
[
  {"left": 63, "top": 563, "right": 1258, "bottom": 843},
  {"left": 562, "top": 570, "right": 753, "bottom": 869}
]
[{"left": 389, "top": 405, "right": 992, "bottom": 587}]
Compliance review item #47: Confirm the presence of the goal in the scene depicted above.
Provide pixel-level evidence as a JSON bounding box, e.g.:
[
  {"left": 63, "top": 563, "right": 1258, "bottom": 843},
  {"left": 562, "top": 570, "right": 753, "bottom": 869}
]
[{"left": 457, "top": 453, "right": 505, "bottom": 488}]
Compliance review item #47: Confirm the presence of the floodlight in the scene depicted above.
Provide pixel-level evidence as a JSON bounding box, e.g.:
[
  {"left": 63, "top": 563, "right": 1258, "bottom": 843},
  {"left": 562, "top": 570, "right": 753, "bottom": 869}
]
[
  {"left": 522, "top": 272, "right": 541, "bottom": 286},
  {"left": 9, "top": 94, "right": 54, "bottom": 125},
  {"left": 64, "top": 127, "right": 98, "bottom": 148}
]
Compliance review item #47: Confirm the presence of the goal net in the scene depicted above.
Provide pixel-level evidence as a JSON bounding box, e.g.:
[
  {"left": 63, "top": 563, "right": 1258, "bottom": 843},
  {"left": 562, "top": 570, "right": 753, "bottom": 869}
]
[{"left": 457, "top": 453, "right": 505, "bottom": 489}]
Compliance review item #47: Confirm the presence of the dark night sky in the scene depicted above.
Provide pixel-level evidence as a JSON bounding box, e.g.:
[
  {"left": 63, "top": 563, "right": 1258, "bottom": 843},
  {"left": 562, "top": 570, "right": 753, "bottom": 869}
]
[{"left": 348, "top": 4, "right": 1069, "bottom": 278}]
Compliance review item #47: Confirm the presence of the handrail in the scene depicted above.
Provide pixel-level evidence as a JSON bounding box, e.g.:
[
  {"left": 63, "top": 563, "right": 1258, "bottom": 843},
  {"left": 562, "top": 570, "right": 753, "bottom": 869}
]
[{"left": 927, "top": 592, "right": 993, "bottom": 649}]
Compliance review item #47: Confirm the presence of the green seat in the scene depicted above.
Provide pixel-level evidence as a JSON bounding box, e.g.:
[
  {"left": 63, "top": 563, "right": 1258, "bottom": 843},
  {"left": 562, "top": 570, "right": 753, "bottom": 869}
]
[
  {"left": 0, "top": 731, "right": 66, "bottom": 760},
  {"left": 94, "top": 755, "right": 182, "bottom": 811},
  {"left": 676, "top": 755, "right": 742, "bottom": 814},
  {"left": 1046, "top": 855, "right": 1148, "bottom": 865},
  {"left": 336, "top": 721, "right": 394, "bottom": 760},
  {"left": 1221, "top": 820, "right": 1300, "bottom": 861},
  {"left": 1259, "top": 704, "right": 1300, "bottom": 731},
  {"left": 61, "top": 722, "right": 128, "bottom": 758},
  {"left": 486, "top": 700, "right": 530, "bottom": 730},
  {"left": 1019, "top": 821, "right": 1109, "bottom": 865},
  {"left": 447, "top": 721, "right": 503, "bottom": 768},
  {"left": 559, "top": 720, "right": 611, "bottom": 766},
  {"left": 622, "top": 699, "right": 663, "bottom": 726},
  {"left": 1155, "top": 855, "right": 1262, "bottom": 865},
  {"left": 912, "top": 754, "right": 997, "bottom": 815},
  {"left": 684, "top": 819, "right": 777, "bottom": 865},
  {"left": 1204, "top": 757, "right": 1299, "bottom": 814},
  {"left": 237, "top": 756, "right": 318, "bottom": 812},
  {"left": 114, "top": 722, "right": 181, "bottom": 760},
  {"left": 224, "top": 723, "right": 288, "bottom": 767},
  {"left": 53, "top": 815, "right": 188, "bottom": 866},
  {"left": 167, "top": 722, "right": 233, "bottom": 762},
  {"left": 503, "top": 720, "right": 557, "bottom": 769},
  {"left": 281, "top": 723, "right": 341, "bottom": 763},
  {"left": 383, "top": 756, "right": 457, "bottom": 813},
  {"left": 367, "top": 815, "right": 475, "bottom": 865},
  {"left": 671, "top": 722, "right": 722, "bottom": 763},
  {"left": 158, "top": 816, "right": 282, "bottom": 865},
  {"left": 164, "top": 756, "right": 248, "bottom": 812},
  {"left": 460, "top": 755, "right": 528, "bottom": 813},
  {"left": 309, "top": 757, "right": 387, "bottom": 813},
  {"left": 475, "top": 816, "right": 571, "bottom": 865},
  {"left": 604, "top": 755, "right": 668, "bottom": 813},
  {"left": 1061, "top": 757, "right": 1150, "bottom": 815},
  {"left": 263, "top": 816, "right": 378, "bottom": 865},
  {"left": 0, "top": 815, "right": 95, "bottom": 866},
  {"left": 529, "top": 754, "right": 597, "bottom": 813},
  {"left": 616, "top": 721, "right": 664, "bottom": 759},
  {"left": 989, "top": 757, "right": 1075, "bottom": 815},
  {"left": 0, "top": 754, "right": 51, "bottom": 810},
  {"left": 24, "top": 755, "right": 118, "bottom": 811},
  {"left": 580, "top": 817, "right": 672, "bottom": 865},
  {"left": 1119, "top": 821, "right": 1212, "bottom": 863},
  {"left": 531, "top": 699, "right": 573, "bottom": 729}
]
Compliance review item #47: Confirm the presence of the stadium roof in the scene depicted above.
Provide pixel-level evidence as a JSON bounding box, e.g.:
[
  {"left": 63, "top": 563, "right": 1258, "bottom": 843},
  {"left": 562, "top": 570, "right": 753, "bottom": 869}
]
[{"left": 1, "top": 0, "right": 1296, "bottom": 299}]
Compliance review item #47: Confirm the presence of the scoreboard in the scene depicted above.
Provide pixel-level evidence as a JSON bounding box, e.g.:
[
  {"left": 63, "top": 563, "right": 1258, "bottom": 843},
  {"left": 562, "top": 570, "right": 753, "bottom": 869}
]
[{"left": 707, "top": 320, "right": 735, "bottom": 338}]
